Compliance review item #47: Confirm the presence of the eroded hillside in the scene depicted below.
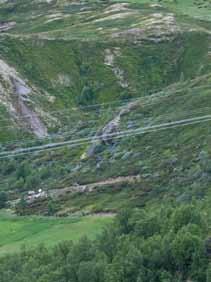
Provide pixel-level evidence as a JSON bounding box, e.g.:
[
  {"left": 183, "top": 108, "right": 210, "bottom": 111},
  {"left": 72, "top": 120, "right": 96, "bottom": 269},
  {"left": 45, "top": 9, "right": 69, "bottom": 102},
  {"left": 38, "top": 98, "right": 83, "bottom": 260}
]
[
  {"left": 0, "top": 0, "right": 211, "bottom": 218},
  {"left": 0, "top": 1, "right": 210, "bottom": 138}
]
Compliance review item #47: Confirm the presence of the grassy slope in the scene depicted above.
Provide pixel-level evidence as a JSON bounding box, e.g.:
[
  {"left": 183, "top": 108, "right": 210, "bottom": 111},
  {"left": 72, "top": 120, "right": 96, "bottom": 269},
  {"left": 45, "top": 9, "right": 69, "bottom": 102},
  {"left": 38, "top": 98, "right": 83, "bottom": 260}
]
[
  {"left": 48, "top": 74, "right": 211, "bottom": 213},
  {"left": 0, "top": 0, "right": 210, "bottom": 194},
  {"left": 0, "top": 0, "right": 211, "bottom": 255},
  {"left": 0, "top": 0, "right": 209, "bottom": 141},
  {"left": 0, "top": 211, "right": 113, "bottom": 256},
  {"left": 0, "top": 1, "right": 209, "bottom": 189},
  {"left": 119, "top": 0, "right": 211, "bottom": 20}
]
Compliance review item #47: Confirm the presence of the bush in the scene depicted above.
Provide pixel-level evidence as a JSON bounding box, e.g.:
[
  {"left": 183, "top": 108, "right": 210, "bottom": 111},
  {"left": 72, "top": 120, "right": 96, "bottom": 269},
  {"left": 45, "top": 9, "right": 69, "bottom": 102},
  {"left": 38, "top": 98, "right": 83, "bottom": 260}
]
[{"left": 0, "top": 192, "right": 7, "bottom": 209}]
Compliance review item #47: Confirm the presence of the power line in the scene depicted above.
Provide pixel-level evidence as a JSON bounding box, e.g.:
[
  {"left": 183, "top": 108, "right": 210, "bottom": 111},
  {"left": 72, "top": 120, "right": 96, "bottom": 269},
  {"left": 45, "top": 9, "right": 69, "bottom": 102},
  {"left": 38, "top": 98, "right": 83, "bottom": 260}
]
[
  {"left": 0, "top": 82, "right": 203, "bottom": 123},
  {"left": 1, "top": 114, "right": 211, "bottom": 159},
  {"left": 0, "top": 85, "right": 210, "bottom": 148},
  {"left": 0, "top": 82, "right": 207, "bottom": 146},
  {"left": 1, "top": 105, "right": 211, "bottom": 149}
]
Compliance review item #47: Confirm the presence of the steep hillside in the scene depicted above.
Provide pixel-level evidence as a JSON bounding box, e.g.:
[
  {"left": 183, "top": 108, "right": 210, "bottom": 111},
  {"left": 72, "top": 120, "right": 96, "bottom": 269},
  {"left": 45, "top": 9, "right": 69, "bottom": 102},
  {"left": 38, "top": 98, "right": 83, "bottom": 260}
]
[
  {"left": 0, "top": 0, "right": 210, "bottom": 140},
  {"left": 0, "top": 0, "right": 211, "bottom": 263}
]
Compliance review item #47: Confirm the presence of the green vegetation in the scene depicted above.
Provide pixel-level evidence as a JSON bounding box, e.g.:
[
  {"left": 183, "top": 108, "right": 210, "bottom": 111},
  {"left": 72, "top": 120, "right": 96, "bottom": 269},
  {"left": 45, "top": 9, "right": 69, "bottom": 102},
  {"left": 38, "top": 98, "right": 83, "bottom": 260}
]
[
  {"left": 0, "top": 211, "right": 113, "bottom": 256},
  {"left": 0, "top": 192, "right": 7, "bottom": 209},
  {"left": 0, "top": 203, "right": 210, "bottom": 282},
  {"left": 0, "top": 0, "right": 211, "bottom": 281},
  {"left": 0, "top": 0, "right": 210, "bottom": 215}
]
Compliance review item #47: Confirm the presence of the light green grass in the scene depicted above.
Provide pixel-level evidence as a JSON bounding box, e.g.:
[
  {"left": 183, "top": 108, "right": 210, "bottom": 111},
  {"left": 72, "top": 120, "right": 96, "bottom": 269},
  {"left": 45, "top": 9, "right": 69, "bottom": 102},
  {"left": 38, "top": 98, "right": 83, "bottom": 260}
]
[
  {"left": 165, "top": 0, "right": 211, "bottom": 21},
  {"left": 0, "top": 212, "right": 113, "bottom": 256},
  {"left": 116, "top": 0, "right": 211, "bottom": 21}
]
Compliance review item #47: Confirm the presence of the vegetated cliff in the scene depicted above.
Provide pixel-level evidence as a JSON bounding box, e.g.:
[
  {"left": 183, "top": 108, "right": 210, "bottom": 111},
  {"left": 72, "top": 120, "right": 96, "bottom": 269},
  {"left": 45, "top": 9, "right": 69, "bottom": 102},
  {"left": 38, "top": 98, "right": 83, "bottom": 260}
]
[
  {"left": 1, "top": 2, "right": 211, "bottom": 281},
  {"left": 0, "top": 0, "right": 211, "bottom": 216},
  {"left": 0, "top": 2, "right": 209, "bottom": 139},
  {"left": 0, "top": 58, "right": 48, "bottom": 137}
]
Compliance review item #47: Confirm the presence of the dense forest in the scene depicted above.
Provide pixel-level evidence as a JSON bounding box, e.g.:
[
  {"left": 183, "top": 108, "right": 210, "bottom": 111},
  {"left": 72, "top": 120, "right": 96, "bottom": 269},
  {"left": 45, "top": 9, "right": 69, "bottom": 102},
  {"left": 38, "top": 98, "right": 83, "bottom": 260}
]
[{"left": 0, "top": 203, "right": 211, "bottom": 282}]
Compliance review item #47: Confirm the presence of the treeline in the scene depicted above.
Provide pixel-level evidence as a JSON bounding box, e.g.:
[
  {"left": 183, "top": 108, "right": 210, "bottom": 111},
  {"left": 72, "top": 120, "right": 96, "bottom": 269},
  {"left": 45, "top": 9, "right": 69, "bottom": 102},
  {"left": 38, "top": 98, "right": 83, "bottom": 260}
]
[{"left": 0, "top": 204, "right": 211, "bottom": 282}]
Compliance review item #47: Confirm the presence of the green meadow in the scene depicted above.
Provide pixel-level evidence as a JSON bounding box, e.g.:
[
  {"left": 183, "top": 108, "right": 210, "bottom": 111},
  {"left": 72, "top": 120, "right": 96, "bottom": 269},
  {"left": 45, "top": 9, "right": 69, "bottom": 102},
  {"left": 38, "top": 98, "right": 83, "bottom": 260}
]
[{"left": 0, "top": 211, "right": 113, "bottom": 256}]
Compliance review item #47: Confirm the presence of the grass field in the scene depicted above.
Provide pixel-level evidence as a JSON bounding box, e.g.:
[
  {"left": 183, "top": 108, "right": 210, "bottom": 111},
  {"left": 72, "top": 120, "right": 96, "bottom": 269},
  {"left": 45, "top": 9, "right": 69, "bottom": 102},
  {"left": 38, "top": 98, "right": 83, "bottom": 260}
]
[
  {"left": 114, "top": 0, "right": 211, "bottom": 21},
  {"left": 0, "top": 211, "right": 113, "bottom": 256}
]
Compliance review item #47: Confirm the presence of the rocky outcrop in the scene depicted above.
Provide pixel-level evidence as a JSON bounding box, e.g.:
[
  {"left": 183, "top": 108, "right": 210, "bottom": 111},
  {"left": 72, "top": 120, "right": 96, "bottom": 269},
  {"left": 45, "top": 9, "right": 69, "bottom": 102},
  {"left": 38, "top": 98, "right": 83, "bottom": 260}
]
[
  {"left": 0, "top": 59, "right": 48, "bottom": 138},
  {"left": 112, "top": 13, "right": 181, "bottom": 43},
  {"left": 49, "top": 175, "right": 141, "bottom": 199},
  {"left": 83, "top": 100, "right": 140, "bottom": 159},
  {"left": 104, "top": 48, "right": 129, "bottom": 89},
  {"left": 0, "top": 21, "right": 16, "bottom": 32}
]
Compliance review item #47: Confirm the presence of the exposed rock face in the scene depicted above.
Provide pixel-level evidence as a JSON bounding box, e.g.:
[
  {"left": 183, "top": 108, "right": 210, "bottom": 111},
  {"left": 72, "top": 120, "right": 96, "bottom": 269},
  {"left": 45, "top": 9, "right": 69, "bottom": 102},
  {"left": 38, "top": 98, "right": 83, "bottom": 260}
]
[
  {"left": 0, "top": 21, "right": 16, "bottom": 32},
  {"left": 93, "top": 12, "right": 136, "bottom": 23},
  {"left": 112, "top": 13, "right": 181, "bottom": 43},
  {"left": 49, "top": 175, "right": 141, "bottom": 199},
  {"left": 104, "top": 3, "right": 129, "bottom": 14},
  {"left": 0, "top": 59, "right": 48, "bottom": 138},
  {"left": 104, "top": 48, "right": 129, "bottom": 89},
  {"left": 83, "top": 100, "right": 140, "bottom": 159}
]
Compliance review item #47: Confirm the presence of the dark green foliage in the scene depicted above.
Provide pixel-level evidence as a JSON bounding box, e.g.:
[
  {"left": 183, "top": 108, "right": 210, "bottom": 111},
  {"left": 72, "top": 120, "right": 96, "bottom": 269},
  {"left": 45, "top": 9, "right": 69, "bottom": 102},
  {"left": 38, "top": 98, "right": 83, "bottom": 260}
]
[
  {"left": 15, "top": 196, "right": 27, "bottom": 216},
  {"left": 47, "top": 200, "right": 57, "bottom": 216},
  {"left": 207, "top": 264, "right": 211, "bottom": 282},
  {"left": 0, "top": 192, "right": 7, "bottom": 209},
  {"left": 0, "top": 204, "right": 209, "bottom": 282},
  {"left": 77, "top": 85, "right": 96, "bottom": 106},
  {"left": 0, "top": 1, "right": 210, "bottom": 280}
]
